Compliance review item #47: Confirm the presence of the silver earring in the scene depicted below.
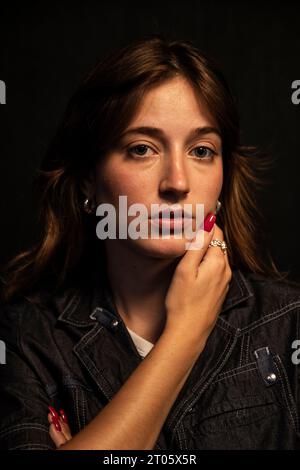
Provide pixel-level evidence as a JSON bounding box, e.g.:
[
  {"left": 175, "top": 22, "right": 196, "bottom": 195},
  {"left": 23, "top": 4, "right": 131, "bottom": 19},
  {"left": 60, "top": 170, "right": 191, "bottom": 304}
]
[
  {"left": 215, "top": 200, "right": 222, "bottom": 214},
  {"left": 83, "top": 198, "right": 95, "bottom": 214}
]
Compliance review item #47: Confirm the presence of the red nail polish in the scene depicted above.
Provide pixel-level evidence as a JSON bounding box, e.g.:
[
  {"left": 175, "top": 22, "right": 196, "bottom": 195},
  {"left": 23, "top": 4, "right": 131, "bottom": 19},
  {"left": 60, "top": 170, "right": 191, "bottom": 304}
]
[
  {"left": 51, "top": 417, "right": 62, "bottom": 432},
  {"left": 204, "top": 213, "right": 216, "bottom": 232},
  {"left": 59, "top": 409, "right": 68, "bottom": 424},
  {"left": 48, "top": 406, "right": 60, "bottom": 421}
]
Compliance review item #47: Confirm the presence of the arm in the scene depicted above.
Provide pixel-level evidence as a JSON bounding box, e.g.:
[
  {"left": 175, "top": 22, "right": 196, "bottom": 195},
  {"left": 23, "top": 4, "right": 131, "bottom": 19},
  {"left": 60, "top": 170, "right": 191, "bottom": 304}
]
[{"left": 58, "top": 326, "right": 205, "bottom": 450}]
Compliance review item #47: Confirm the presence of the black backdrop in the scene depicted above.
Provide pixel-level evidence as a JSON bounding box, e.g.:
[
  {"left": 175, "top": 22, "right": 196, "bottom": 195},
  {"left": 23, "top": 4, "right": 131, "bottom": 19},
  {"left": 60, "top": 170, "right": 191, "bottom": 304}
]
[{"left": 0, "top": 0, "right": 299, "bottom": 280}]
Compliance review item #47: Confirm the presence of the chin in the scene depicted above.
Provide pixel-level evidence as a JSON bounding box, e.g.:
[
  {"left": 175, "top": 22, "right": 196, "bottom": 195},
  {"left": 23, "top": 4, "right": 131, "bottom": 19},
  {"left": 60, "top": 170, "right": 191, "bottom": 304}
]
[{"left": 131, "top": 237, "right": 190, "bottom": 259}]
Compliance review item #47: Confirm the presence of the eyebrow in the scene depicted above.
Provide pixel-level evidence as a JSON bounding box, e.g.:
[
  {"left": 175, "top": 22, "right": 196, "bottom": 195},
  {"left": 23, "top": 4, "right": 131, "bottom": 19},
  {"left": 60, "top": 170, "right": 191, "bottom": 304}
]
[{"left": 119, "top": 125, "right": 222, "bottom": 142}]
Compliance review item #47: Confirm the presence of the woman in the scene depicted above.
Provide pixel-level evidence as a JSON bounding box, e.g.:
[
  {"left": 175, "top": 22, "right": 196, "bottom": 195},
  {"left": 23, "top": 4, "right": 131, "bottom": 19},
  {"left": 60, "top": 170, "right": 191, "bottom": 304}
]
[{"left": 1, "top": 35, "right": 300, "bottom": 450}]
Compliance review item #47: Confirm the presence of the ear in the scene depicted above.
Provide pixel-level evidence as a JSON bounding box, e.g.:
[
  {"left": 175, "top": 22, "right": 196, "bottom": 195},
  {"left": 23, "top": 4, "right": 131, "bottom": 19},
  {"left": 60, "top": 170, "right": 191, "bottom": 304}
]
[{"left": 80, "top": 170, "right": 96, "bottom": 199}]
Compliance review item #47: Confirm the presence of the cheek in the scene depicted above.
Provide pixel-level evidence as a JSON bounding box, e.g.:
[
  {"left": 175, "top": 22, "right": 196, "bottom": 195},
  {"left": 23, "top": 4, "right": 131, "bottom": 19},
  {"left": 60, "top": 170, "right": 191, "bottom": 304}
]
[
  {"left": 94, "top": 161, "right": 150, "bottom": 206},
  {"left": 193, "top": 162, "right": 223, "bottom": 201},
  {"left": 210, "top": 165, "right": 223, "bottom": 196}
]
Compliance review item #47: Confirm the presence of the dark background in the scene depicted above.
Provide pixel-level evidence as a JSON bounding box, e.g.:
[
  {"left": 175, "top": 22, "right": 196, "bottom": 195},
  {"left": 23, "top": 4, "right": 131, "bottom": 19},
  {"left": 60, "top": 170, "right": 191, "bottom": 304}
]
[{"left": 0, "top": 1, "right": 299, "bottom": 280}]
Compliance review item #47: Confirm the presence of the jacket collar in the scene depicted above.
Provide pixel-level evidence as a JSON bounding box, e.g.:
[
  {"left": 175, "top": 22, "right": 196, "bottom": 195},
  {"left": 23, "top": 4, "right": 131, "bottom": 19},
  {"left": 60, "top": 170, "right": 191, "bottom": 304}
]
[
  {"left": 220, "top": 268, "right": 254, "bottom": 314},
  {"left": 56, "top": 267, "right": 254, "bottom": 328}
]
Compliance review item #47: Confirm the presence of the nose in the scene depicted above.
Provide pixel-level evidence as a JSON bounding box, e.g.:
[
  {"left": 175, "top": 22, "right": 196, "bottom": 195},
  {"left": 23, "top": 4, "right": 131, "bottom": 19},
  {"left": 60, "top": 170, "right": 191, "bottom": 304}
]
[{"left": 159, "top": 151, "right": 190, "bottom": 198}]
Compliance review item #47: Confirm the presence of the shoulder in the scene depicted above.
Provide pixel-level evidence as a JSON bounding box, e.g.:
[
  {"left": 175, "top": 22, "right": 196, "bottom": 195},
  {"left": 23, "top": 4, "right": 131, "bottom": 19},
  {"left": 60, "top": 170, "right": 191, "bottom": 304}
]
[
  {"left": 0, "top": 285, "right": 81, "bottom": 348},
  {"left": 245, "top": 271, "right": 300, "bottom": 314},
  {"left": 223, "top": 269, "right": 300, "bottom": 332}
]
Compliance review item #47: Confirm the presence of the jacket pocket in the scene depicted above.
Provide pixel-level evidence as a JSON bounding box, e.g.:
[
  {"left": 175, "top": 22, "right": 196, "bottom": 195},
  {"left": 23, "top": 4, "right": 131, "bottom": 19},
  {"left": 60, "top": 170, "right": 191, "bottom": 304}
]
[
  {"left": 183, "top": 356, "right": 298, "bottom": 449},
  {"left": 189, "top": 394, "right": 278, "bottom": 435}
]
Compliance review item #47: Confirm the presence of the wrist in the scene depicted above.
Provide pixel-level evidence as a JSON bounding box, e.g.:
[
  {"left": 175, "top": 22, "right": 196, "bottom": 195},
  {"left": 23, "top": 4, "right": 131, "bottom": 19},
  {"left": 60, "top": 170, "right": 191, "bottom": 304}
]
[{"left": 161, "top": 323, "right": 207, "bottom": 358}]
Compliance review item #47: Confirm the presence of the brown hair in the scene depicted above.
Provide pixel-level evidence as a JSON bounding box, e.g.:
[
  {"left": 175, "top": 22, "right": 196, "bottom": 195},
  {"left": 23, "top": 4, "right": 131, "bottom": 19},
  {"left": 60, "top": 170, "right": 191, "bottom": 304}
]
[{"left": 0, "top": 34, "right": 290, "bottom": 303}]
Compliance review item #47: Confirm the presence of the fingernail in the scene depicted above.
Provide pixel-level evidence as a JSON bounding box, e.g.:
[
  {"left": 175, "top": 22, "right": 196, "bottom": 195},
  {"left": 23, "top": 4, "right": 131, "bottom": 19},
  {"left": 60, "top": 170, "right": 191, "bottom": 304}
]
[
  {"left": 48, "top": 406, "right": 60, "bottom": 420},
  {"left": 51, "top": 416, "right": 62, "bottom": 432},
  {"left": 59, "top": 409, "right": 68, "bottom": 424},
  {"left": 204, "top": 213, "right": 216, "bottom": 232}
]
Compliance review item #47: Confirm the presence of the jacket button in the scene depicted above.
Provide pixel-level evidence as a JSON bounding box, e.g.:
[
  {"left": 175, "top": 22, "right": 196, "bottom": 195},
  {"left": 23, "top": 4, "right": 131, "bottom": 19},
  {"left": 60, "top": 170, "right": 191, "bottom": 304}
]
[
  {"left": 110, "top": 319, "right": 119, "bottom": 329},
  {"left": 266, "top": 373, "right": 277, "bottom": 383}
]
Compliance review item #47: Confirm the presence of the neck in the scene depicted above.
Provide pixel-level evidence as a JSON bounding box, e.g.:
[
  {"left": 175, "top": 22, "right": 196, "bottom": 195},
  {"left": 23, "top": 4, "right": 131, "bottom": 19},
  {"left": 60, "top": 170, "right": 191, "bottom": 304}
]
[{"left": 103, "top": 240, "right": 180, "bottom": 344}]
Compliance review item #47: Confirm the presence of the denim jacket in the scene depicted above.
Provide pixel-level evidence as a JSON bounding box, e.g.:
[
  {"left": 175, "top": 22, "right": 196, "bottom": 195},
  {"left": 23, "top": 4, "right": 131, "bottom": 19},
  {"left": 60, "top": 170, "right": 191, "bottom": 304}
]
[{"left": 1, "top": 268, "right": 300, "bottom": 450}]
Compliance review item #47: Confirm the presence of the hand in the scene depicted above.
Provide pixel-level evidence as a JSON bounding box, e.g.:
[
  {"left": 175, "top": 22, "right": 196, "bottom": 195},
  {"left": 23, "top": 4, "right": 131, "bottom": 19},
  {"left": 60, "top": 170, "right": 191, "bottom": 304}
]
[
  {"left": 165, "top": 219, "right": 232, "bottom": 347},
  {"left": 48, "top": 407, "right": 72, "bottom": 448}
]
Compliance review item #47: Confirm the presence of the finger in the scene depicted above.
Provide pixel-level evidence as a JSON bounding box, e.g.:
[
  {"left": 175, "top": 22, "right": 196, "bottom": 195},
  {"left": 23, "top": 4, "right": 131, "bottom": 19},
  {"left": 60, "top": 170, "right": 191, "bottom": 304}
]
[
  {"left": 202, "top": 224, "right": 229, "bottom": 264},
  {"left": 59, "top": 409, "right": 72, "bottom": 440},
  {"left": 199, "top": 226, "right": 232, "bottom": 288},
  {"left": 49, "top": 422, "right": 68, "bottom": 448},
  {"left": 179, "top": 213, "right": 216, "bottom": 273},
  {"left": 48, "top": 412, "right": 67, "bottom": 447},
  {"left": 59, "top": 417, "right": 72, "bottom": 441},
  {"left": 48, "top": 411, "right": 72, "bottom": 444}
]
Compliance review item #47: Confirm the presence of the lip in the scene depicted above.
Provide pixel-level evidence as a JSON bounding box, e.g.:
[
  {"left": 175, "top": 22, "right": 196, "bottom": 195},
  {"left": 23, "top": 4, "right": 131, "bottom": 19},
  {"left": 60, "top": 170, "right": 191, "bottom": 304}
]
[
  {"left": 150, "top": 217, "right": 192, "bottom": 230},
  {"left": 148, "top": 206, "right": 194, "bottom": 220}
]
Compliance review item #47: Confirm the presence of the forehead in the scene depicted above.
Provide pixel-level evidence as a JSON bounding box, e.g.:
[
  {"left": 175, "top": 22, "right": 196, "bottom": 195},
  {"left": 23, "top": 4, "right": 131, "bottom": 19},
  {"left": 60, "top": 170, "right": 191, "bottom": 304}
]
[{"left": 128, "top": 76, "right": 219, "bottom": 131}]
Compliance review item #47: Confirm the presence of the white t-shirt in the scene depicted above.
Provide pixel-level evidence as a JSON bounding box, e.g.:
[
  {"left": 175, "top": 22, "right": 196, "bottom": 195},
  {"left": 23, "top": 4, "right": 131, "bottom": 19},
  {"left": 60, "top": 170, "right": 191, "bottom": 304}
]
[{"left": 127, "top": 327, "right": 154, "bottom": 358}]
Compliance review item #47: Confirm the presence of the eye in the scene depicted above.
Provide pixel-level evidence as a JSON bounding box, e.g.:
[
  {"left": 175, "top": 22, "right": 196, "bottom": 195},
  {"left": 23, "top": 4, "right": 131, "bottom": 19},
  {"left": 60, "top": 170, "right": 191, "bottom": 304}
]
[
  {"left": 127, "top": 144, "right": 156, "bottom": 158},
  {"left": 190, "top": 146, "right": 217, "bottom": 160},
  {"left": 126, "top": 144, "right": 217, "bottom": 160}
]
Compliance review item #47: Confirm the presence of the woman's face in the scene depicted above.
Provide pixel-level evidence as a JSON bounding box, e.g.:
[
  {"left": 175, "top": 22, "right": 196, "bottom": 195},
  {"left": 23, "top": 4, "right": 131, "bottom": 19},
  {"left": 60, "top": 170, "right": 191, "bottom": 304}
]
[{"left": 93, "top": 76, "right": 223, "bottom": 259}]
